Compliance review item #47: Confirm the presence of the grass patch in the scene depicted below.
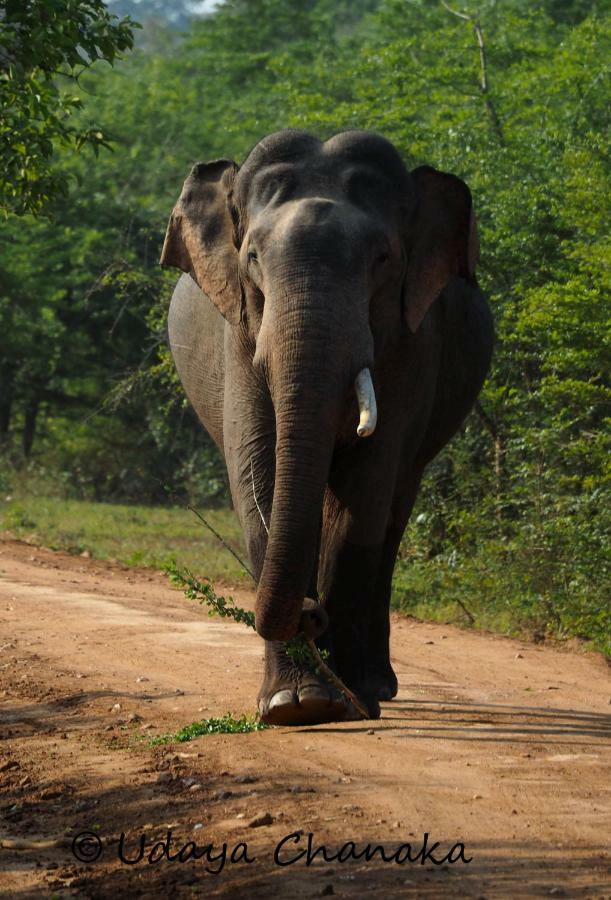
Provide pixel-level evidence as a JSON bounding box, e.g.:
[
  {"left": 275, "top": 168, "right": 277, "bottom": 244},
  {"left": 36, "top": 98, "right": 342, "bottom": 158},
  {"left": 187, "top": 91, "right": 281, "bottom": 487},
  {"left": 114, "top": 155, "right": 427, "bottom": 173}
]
[
  {"left": 392, "top": 534, "right": 611, "bottom": 657},
  {"left": 0, "top": 494, "right": 249, "bottom": 583},
  {"left": 150, "top": 714, "right": 267, "bottom": 744}
]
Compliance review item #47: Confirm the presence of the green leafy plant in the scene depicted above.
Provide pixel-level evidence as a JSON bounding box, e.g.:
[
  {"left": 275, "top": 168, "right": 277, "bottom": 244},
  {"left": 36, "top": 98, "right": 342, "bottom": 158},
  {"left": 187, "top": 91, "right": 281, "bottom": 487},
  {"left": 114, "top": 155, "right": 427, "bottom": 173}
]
[
  {"left": 166, "top": 561, "right": 255, "bottom": 628},
  {"left": 151, "top": 713, "right": 267, "bottom": 744},
  {"left": 1, "top": 502, "right": 36, "bottom": 531},
  {"left": 165, "top": 560, "right": 330, "bottom": 667}
]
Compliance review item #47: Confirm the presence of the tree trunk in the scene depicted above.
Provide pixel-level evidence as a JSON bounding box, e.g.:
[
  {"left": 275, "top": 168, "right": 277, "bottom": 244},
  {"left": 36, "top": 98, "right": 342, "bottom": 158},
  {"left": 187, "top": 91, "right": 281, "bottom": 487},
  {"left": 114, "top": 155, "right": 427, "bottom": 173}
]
[
  {"left": 475, "top": 400, "right": 505, "bottom": 527},
  {"left": 0, "top": 366, "right": 14, "bottom": 442},
  {"left": 22, "top": 398, "right": 40, "bottom": 458}
]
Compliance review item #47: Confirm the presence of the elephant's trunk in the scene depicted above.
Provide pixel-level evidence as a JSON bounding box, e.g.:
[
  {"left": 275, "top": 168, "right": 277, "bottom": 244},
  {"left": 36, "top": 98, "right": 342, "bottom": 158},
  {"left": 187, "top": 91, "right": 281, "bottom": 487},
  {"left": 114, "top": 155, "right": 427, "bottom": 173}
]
[
  {"left": 255, "top": 419, "right": 335, "bottom": 641},
  {"left": 254, "top": 296, "right": 367, "bottom": 642}
]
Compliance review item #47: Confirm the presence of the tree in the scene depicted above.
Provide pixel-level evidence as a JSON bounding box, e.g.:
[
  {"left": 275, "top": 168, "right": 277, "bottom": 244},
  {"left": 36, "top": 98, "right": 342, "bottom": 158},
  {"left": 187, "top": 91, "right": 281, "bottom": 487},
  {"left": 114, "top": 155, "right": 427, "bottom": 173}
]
[{"left": 0, "top": 0, "right": 136, "bottom": 215}]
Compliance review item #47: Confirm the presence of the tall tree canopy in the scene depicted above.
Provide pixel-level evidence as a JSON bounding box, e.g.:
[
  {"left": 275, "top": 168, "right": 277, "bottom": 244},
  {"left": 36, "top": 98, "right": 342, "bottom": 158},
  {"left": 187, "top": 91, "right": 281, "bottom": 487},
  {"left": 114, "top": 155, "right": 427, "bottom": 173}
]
[{"left": 0, "top": 0, "right": 136, "bottom": 215}]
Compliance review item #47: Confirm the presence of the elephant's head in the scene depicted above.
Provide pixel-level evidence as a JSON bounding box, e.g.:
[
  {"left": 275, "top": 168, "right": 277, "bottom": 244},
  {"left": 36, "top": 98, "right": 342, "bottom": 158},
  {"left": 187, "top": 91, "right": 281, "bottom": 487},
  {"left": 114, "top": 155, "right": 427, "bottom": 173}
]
[{"left": 161, "top": 130, "right": 478, "bottom": 641}]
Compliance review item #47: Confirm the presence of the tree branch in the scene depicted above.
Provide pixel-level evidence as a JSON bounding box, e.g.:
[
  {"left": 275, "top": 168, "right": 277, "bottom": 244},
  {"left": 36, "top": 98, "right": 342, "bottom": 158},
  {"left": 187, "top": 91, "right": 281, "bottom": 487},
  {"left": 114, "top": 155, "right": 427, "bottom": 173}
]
[
  {"left": 441, "top": 1, "right": 470, "bottom": 21},
  {"left": 441, "top": 1, "right": 505, "bottom": 143},
  {"left": 187, "top": 505, "right": 255, "bottom": 580}
]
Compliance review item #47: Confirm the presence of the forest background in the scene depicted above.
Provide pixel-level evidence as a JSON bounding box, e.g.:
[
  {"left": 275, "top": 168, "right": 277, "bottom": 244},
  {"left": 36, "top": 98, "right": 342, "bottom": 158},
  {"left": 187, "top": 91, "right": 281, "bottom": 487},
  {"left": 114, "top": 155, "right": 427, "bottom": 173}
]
[{"left": 1, "top": 0, "right": 609, "bottom": 653}]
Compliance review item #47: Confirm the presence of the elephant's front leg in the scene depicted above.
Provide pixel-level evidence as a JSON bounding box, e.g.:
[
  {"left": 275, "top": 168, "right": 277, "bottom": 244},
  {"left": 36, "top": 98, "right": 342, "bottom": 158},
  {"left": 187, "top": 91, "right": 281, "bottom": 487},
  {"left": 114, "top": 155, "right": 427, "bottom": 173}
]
[
  {"left": 223, "top": 335, "right": 352, "bottom": 726},
  {"left": 228, "top": 451, "right": 346, "bottom": 725},
  {"left": 228, "top": 447, "right": 352, "bottom": 727},
  {"left": 366, "top": 469, "right": 425, "bottom": 701},
  {"left": 257, "top": 532, "right": 352, "bottom": 725},
  {"left": 317, "top": 434, "right": 406, "bottom": 717},
  {"left": 318, "top": 532, "right": 385, "bottom": 719},
  {"left": 318, "top": 415, "right": 433, "bottom": 710},
  {"left": 255, "top": 517, "right": 354, "bottom": 726}
]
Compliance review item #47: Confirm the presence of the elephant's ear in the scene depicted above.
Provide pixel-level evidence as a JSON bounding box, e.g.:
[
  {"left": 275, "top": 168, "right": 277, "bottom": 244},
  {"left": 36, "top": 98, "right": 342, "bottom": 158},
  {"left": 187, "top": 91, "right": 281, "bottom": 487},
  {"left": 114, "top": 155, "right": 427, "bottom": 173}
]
[
  {"left": 402, "top": 165, "right": 479, "bottom": 333},
  {"left": 160, "top": 159, "right": 243, "bottom": 325}
]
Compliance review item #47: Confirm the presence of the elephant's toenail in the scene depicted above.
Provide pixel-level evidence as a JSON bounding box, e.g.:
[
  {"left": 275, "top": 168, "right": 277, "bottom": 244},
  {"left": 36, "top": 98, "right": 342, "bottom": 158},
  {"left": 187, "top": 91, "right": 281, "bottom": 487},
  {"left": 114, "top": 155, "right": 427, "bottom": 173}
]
[
  {"left": 268, "top": 690, "right": 295, "bottom": 711},
  {"left": 298, "top": 686, "right": 329, "bottom": 703}
]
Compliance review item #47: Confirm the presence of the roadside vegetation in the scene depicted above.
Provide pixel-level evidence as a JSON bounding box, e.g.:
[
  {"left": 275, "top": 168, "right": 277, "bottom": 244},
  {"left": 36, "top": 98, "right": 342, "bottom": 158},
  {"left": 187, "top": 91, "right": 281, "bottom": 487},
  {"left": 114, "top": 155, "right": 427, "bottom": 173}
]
[
  {"left": 0, "top": 491, "right": 246, "bottom": 581},
  {"left": 150, "top": 714, "right": 267, "bottom": 744},
  {"left": 1, "top": 0, "right": 608, "bottom": 655}
]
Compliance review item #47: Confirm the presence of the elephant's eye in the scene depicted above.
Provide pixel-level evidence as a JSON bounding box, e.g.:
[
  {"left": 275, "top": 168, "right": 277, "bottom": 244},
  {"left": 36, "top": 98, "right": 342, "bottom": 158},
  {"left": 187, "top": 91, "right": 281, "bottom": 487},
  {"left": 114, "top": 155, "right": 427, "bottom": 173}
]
[
  {"left": 373, "top": 251, "right": 390, "bottom": 270},
  {"left": 247, "top": 248, "right": 258, "bottom": 263}
]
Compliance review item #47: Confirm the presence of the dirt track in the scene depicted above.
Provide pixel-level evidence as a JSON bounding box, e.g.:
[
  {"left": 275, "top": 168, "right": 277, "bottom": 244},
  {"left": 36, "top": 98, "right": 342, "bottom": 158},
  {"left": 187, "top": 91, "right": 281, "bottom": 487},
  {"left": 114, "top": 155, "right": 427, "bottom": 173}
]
[{"left": 0, "top": 538, "right": 609, "bottom": 898}]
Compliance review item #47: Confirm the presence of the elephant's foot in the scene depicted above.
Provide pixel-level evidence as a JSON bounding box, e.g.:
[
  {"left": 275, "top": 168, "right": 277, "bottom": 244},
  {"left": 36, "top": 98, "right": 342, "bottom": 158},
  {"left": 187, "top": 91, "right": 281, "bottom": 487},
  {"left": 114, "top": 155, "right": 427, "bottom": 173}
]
[
  {"left": 368, "top": 663, "right": 398, "bottom": 701},
  {"left": 258, "top": 641, "right": 371, "bottom": 726},
  {"left": 258, "top": 676, "right": 348, "bottom": 726}
]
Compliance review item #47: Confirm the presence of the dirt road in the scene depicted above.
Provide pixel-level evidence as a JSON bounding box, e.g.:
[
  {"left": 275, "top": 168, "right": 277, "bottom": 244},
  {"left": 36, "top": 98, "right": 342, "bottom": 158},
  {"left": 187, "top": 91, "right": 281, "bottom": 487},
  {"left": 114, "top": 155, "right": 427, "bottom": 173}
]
[{"left": 0, "top": 538, "right": 609, "bottom": 898}]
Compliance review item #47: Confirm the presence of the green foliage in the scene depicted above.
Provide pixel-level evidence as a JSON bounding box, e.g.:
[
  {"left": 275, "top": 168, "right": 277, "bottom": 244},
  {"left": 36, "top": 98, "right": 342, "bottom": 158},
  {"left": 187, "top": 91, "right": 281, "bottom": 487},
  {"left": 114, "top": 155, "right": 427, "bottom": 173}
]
[
  {"left": 151, "top": 713, "right": 267, "bottom": 744},
  {"left": 0, "top": 0, "right": 136, "bottom": 215},
  {"left": 107, "top": 0, "right": 206, "bottom": 32},
  {"left": 393, "top": 491, "right": 610, "bottom": 655},
  {"left": 166, "top": 561, "right": 256, "bottom": 627},
  {"left": 284, "top": 632, "right": 330, "bottom": 669},
  {"left": 1, "top": 502, "right": 35, "bottom": 530}
]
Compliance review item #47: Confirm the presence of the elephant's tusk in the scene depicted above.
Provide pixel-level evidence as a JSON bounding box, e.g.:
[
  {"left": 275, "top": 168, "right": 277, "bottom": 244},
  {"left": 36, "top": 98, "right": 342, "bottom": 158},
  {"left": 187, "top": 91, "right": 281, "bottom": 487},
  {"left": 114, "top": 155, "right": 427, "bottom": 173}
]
[{"left": 355, "top": 368, "right": 377, "bottom": 438}]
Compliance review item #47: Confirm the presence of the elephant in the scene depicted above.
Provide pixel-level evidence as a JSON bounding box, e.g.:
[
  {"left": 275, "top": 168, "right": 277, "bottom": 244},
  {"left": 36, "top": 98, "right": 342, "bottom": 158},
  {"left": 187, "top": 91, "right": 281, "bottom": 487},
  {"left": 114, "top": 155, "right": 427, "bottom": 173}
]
[{"left": 160, "top": 129, "right": 493, "bottom": 727}]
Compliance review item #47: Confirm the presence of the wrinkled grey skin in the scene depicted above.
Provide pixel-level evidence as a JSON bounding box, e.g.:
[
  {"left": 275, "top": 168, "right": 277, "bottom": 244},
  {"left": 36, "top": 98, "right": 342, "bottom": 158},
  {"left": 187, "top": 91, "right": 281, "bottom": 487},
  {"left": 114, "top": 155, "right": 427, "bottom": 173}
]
[{"left": 161, "top": 130, "right": 493, "bottom": 726}]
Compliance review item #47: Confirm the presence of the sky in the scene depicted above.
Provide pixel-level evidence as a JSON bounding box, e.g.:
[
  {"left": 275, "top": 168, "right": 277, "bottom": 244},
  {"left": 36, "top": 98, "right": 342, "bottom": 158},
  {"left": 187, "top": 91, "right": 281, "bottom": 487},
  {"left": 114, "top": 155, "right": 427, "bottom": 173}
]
[
  {"left": 107, "top": 0, "right": 222, "bottom": 10},
  {"left": 188, "top": 0, "right": 222, "bottom": 11}
]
